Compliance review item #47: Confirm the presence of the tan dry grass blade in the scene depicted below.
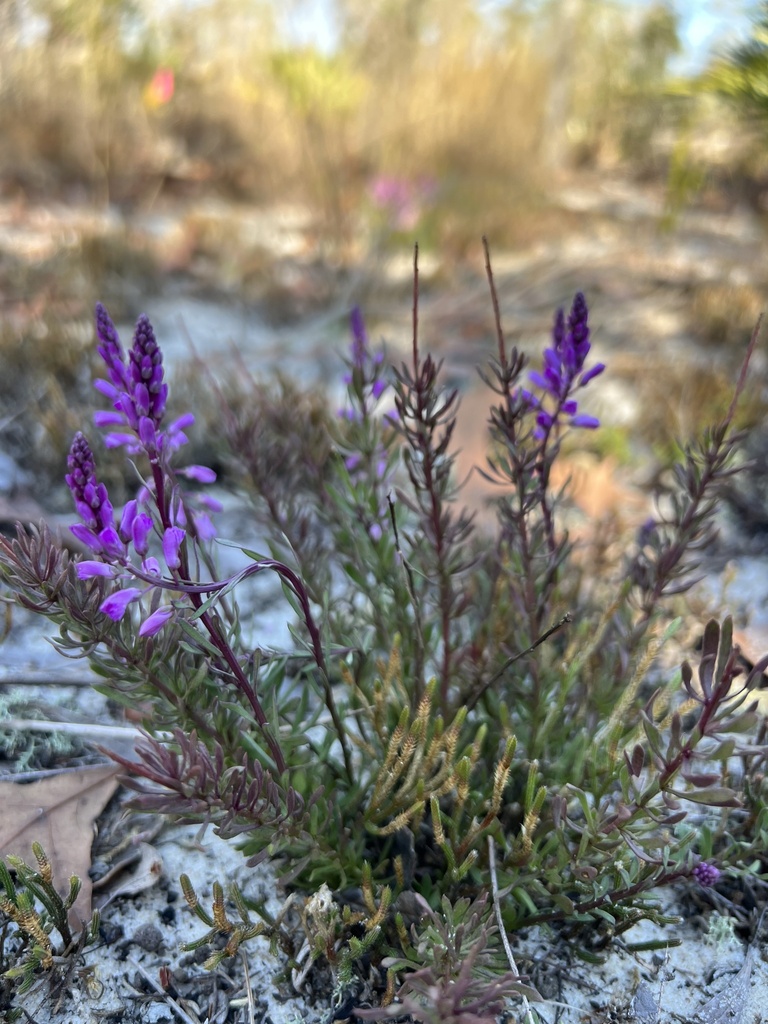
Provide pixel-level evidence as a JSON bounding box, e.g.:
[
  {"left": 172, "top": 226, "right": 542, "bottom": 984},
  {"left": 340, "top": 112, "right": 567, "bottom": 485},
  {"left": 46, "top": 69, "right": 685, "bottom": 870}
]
[{"left": 0, "top": 764, "right": 120, "bottom": 930}]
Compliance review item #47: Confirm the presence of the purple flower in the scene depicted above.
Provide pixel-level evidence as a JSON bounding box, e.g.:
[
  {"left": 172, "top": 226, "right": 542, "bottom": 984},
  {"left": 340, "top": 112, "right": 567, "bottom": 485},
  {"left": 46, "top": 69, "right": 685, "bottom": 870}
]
[
  {"left": 132, "top": 513, "right": 154, "bottom": 556},
  {"left": 579, "top": 362, "right": 606, "bottom": 387},
  {"left": 66, "top": 432, "right": 125, "bottom": 560},
  {"left": 198, "top": 493, "right": 224, "bottom": 513},
  {"left": 77, "top": 561, "right": 116, "bottom": 579},
  {"left": 100, "top": 588, "right": 143, "bottom": 621},
  {"left": 341, "top": 307, "right": 389, "bottom": 419},
  {"left": 66, "top": 433, "right": 114, "bottom": 532},
  {"left": 179, "top": 464, "right": 217, "bottom": 484},
  {"left": 692, "top": 862, "right": 720, "bottom": 887},
  {"left": 95, "top": 303, "right": 130, "bottom": 391},
  {"left": 164, "top": 413, "right": 195, "bottom": 452},
  {"left": 70, "top": 523, "right": 106, "bottom": 553},
  {"left": 129, "top": 314, "right": 168, "bottom": 425},
  {"left": 570, "top": 413, "right": 600, "bottom": 429},
  {"left": 92, "top": 305, "right": 192, "bottom": 460},
  {"left": 103, "top": 431, "right": 139, "bottom": 450},
  {"left": 163, "top": 527, "right": 186, "bottom": 570},
  {"left": 93, "top": 411, "right": 125, "bottom": 428},
  {"left": 368, "top": 174, "right": 436, "bottom": 230},
  {"left": 528, "top": 293, "right": 603, "bottom": 434},
  {"left": 192, "top": 512, "right": 216, "bottom": 542},
  {"left": 139, "top": 605, "right": 174, "bottom": 637}
]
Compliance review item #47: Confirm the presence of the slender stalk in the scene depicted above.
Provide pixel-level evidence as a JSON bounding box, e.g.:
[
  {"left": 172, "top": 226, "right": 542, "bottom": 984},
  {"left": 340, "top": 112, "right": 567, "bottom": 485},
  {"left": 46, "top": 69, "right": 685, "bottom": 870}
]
[{"left": 150, "top": 461, "right": 287, "bottom": 774}]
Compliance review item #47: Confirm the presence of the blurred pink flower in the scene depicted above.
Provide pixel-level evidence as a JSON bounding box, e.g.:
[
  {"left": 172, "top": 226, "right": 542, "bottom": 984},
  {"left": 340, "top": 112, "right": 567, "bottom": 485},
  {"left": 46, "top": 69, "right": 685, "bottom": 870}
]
[
  {"left": 368, "top": 174, "right": 437, "bottom": 231},
  {"left": 144, "top": 68, "right": 175, "bottom": 109}
]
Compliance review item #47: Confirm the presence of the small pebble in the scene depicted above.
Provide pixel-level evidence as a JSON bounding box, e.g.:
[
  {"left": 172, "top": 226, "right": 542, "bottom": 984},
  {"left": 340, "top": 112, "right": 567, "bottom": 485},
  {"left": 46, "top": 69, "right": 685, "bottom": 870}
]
[{"left": 131, "top": 922, "right": 164, "bottom": 952}]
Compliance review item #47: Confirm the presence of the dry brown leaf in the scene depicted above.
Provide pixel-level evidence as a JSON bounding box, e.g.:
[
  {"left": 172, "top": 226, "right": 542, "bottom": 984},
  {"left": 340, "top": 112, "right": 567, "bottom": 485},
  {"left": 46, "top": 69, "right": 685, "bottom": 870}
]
[{"left": 0, "top": 763, "right": 120, "bottom": 930}]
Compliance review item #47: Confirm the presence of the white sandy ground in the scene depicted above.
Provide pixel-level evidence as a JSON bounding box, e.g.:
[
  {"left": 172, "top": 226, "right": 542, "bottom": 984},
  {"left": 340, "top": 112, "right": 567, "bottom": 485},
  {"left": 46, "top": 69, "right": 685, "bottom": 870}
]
[{"left": 8, "top": 816, "right": 768, "bottom": 1024}]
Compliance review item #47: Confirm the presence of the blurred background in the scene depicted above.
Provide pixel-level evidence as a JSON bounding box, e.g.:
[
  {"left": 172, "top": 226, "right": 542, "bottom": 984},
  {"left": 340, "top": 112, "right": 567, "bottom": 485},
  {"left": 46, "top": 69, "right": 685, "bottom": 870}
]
[{"left": 2, "top": 0, "right": 768, "bottom": 515}]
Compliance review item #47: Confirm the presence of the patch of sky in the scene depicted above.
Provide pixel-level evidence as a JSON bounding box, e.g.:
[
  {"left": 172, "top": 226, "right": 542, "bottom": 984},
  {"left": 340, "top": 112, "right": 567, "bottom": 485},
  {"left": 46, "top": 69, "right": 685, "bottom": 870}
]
[{"left": 279, "top": 0, "right": 756, "bottom": 76}]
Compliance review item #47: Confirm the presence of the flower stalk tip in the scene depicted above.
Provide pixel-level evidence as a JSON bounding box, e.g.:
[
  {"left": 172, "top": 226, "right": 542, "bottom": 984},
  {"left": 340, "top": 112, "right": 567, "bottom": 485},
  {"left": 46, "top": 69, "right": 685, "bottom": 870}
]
[
  {"left": 528, "top": 291, "right": 603, "bottom": 436},
  {"left": 692, "top": 861, "right": 720, "bottom": 887}
]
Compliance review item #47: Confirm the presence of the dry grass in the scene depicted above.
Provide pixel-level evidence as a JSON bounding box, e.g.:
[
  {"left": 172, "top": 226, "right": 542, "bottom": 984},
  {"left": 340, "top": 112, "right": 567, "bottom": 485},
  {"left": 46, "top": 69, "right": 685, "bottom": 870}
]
[
  {"left": 690, "top": 281, "right": 766, "bottom": 348},
  {"left": 0, "top": 2, "right": 684, "bottom": 243}
]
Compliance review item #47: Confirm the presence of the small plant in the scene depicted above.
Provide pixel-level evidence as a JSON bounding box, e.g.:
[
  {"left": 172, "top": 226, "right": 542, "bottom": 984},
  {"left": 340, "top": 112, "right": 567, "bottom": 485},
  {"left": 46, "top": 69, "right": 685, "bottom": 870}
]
[
  {"left": 0, "top": 247, "right": 765, "bottom": 1020},
  {"left": 356, "top": 892, "right": 539, "bottom": 1023},
  {"left": 0, "top": 843, "right": 98, "bottom": 1005}
]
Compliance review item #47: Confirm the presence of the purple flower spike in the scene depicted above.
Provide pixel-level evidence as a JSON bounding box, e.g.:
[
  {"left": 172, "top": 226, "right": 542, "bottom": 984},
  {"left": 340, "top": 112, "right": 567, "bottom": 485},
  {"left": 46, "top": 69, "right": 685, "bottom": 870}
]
[
  {"left": 95, "top": 303, "right": 129, "bottom": 391},
  {"left": 92, "top": 307, "right": 196, "bottom": 461},
  {"left": 692, "top": 862, "right": 720, "bottom": 887},
  {"left": 527, "top": 292, "right": 603, "bottom": 434},
  {"left": 129, "top": 315, "right": 168, "bottom": 425},
  {"left": 568, "top": 292, "right": 590, "bottom": 359},
  {"left": 66, "top": 432, "right": 118, "bottom": 547},
  {"left": 139, "top": 606, "right": 174, "bottom": 637},
  {"left": 100, "top": 587, "right": 143, "bottom": 621}
]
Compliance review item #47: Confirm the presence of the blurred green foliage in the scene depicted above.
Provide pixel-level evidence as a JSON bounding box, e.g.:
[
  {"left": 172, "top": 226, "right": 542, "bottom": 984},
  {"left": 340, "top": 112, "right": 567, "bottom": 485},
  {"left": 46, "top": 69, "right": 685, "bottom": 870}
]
[{"left": 702, "top": 2, "right": 768, "bottom": 125}]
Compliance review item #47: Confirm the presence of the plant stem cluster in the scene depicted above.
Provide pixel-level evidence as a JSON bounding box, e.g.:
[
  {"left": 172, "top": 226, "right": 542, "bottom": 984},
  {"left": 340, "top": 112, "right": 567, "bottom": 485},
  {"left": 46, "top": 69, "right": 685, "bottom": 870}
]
[{"left": 0, "top": 266, "right": 765, "bottom": 1022}]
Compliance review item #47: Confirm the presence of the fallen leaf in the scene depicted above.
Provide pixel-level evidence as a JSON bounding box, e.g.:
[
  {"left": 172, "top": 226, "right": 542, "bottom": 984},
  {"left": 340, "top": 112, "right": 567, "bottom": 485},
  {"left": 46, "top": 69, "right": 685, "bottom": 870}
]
[
  {"left": 693, "top": 946, "right": 753, "bottom": 1024},
  {"left": 0, "top": 763, "right": 120, "bottom": 930},
  {"left": 630, "top": 981, "right": 659, "bottom": 1024}
]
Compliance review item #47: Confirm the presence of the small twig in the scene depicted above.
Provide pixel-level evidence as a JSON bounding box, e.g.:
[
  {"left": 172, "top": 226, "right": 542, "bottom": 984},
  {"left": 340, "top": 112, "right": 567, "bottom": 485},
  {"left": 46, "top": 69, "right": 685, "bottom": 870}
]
[
  {"left": 0, "top": 673, "right": 98, "bottom": 687},
  {"left": 241, "top": 949, "right": 257, "bottom": 1024},
  {"left": 2, "top": 718, "right": 168, "bottom": 743},
  {"left": 0, "top": 764, "right": 104, "bottom": 783},
  {"left": 412, "top": 242, "right": 420, "bottom": 368},
  {"left": 482, "top": 236, "right": 507, "bottom": 366},
  {"left": 488, "top": 836, "right": 536, "bottom": 1024},
  {"left": 726, "top": 312, "right": 763, "bottom": 426},
  {"left": 466, "top": 614, "right": 571, "bottom": 712},
  {"left": 128, "top": 959, "right": 201, "bottom": 1024}
]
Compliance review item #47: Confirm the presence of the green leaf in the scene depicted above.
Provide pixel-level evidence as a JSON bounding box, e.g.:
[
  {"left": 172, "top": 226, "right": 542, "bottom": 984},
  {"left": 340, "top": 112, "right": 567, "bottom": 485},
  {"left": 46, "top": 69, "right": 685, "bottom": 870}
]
[
  {"left": 668, "top": 787, "right": 740, "bottom": 807},
  {"left": 550, "top": 893, "right": 575, "bottom": 915}
]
